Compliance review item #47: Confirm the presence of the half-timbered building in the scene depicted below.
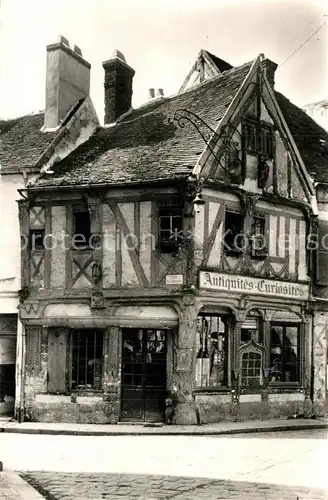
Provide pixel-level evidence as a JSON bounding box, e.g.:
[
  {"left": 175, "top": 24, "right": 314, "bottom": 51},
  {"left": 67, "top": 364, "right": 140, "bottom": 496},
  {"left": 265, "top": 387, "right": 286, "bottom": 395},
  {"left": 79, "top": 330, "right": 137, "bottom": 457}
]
[
  {"left": 0, "top": 35, "right": 98, "bottom": 418},
  {"left": 17, "top": 49, "right": 328, "bottom": 424}
]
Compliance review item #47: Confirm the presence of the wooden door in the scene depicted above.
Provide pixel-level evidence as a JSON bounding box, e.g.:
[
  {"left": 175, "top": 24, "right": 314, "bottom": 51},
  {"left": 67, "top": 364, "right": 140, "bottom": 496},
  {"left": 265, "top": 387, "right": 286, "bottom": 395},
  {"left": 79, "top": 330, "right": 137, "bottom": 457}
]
[
  {"left": 47, "top": 328, "right": 67, "bottom": 393},
  {"left": 121, "top": 329, "right": 167, "bottom": 422}
]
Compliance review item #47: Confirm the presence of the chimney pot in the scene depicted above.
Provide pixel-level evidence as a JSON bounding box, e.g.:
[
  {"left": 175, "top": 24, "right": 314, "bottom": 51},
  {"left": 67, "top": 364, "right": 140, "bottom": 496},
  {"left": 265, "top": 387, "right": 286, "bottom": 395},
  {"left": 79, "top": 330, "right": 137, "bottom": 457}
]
[
  {"left": 156, "top": 88, "right": 164, "bottom": 97},
  {"left": 102, "top": 50, "right": 135, "bottom": 125},
  {"left": 43, "top": 36, "right": 91, "bottom": 130},
  {"left": 57, "top": 35, "right": 70, "bottom": 47},
  {"left": 148, "top": 88, "right": 155, "bottom": 100},
  {"left": 74, "top": 44, "right": 82, "bottom": 56}
]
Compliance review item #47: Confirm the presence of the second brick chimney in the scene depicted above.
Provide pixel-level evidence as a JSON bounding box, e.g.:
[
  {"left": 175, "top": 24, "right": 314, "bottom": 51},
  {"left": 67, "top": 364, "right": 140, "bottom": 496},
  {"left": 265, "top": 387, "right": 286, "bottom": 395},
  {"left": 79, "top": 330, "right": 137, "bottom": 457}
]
[
  {"left": 261, "top": 57, "right": 278, "bottom": 88},
  {"left": 102, "top": 50, "right": 135, "bottom": 124}
]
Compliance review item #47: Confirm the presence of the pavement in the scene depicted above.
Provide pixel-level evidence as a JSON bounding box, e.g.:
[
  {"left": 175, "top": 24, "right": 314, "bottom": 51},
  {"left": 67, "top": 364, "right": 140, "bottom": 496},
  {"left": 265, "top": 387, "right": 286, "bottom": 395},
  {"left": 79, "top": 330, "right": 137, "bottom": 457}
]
[
  {"left": 0, "top": 415, "right": 327, "bottom": 436},
  {"left": 0, "top": 470, "right": 44, "bottom": 500}
]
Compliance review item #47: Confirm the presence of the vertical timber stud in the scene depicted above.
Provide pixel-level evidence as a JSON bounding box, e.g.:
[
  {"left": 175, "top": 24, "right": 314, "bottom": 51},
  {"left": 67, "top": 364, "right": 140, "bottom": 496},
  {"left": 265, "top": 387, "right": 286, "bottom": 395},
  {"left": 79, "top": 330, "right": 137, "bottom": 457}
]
[
  {"left": 18, "top": 200, "right": 30, "bottom": 288},
  {"left": 66, "top": 204, "right": 73, "bottom": 289},
  {"left": 88, "top": 195, "right": 103, "bottom": 289},
  {"left": 104, "top": 326, "right": 121, "bottom": 423},
  {"left": 44, "top": 204, "right": 52, "bottom": 289}
]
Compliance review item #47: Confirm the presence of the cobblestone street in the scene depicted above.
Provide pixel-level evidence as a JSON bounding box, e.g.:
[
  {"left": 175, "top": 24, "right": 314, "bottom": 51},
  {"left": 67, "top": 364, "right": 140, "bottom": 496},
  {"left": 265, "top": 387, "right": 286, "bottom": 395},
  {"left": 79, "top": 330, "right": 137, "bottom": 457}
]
[
  {"left": 1, "top": 429, "right": 327, "bottom": 499},
  {"left": 21, "top": 471, "right": 328, "bottom": 499}
]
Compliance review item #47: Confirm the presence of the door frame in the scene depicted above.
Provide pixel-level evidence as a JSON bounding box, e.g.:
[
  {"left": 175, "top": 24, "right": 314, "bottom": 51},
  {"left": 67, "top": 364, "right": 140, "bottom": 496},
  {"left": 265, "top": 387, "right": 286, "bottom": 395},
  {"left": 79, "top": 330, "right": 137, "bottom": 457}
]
[{"left": 119, "top": 327, "right": 173, "bottom": 422}]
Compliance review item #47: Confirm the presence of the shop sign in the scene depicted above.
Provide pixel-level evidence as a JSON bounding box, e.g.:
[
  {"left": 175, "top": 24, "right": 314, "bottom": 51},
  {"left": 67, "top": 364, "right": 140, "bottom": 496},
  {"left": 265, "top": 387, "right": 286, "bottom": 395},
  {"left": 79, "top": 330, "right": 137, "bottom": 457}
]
[
  {"left": 199, "top": 271, "right": 309, "bottom": 300},
  {"left": 166, "top": 274, "right": 184, "bottom": 285}
]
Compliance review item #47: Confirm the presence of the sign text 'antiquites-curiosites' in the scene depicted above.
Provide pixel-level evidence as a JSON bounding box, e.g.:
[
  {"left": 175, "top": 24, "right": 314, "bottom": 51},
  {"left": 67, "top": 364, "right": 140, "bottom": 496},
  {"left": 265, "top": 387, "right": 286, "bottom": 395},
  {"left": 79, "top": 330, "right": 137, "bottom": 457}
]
[{"left": 199, "top": 271, "right": 309, "bottom": 300}]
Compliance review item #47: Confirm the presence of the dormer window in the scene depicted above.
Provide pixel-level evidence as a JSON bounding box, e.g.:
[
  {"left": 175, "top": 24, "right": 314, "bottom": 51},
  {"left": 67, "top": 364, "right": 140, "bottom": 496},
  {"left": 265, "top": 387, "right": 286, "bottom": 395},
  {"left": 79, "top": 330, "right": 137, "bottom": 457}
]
[
  {"left": 243, "top": 119, "right": 257, "bottom": 153},
  {"left": 260, "top": 124, "right": 274, "bottom": 158},
  {"left": 243, "top": 119, "right": 274, "bottom": 159}
]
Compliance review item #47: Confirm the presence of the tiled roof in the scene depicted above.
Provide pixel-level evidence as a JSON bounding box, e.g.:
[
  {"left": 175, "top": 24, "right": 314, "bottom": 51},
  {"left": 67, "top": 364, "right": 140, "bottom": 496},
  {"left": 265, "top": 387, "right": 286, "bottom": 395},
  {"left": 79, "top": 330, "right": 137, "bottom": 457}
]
[
  {"left": 0, "top": 113, "right": 56, "bottom": 172},
  {"left": 276, "top": 92, "right": 328, "bottom": 183},
  {"left": 30, "top": 62, "right": 252, "bottom": 188}
]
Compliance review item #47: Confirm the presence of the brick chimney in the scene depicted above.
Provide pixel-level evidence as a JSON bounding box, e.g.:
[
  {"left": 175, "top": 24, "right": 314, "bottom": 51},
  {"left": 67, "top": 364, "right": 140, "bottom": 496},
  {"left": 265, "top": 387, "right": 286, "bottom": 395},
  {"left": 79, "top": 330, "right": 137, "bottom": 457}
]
[
  {"left": 102, "top": 50, "right": 135, "bottom": 125},
  {"left": 261, "top": 57, "right": 278, "bottom": 88},
  {"left": 43, "top": 35, "right": 91, "bottom": 131}
]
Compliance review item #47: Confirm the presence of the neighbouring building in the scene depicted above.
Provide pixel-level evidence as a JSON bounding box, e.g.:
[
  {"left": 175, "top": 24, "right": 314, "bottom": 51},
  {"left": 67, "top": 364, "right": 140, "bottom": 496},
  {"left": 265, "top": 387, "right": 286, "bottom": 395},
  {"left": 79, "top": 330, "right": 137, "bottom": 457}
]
[
  {"left": 16, "top": 48, "right": 328, "bottom": 424},
  {"left": 0, "top": 35, "right": 99, "bottom": 418}
]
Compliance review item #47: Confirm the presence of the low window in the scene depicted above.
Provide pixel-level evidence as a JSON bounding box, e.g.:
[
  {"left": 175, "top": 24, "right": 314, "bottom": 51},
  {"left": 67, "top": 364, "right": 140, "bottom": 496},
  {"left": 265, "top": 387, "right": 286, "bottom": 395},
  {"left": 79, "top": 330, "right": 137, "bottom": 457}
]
[
  {"left": 195, "top": 315, "right": 228, "bottom": 388},
  {"left": 29, "top": 229, "right": 45, "bottom": 251},
  {"left": 223, "top": 210, "right": 244, "bottom": 254},
  {"left": 159, "top": 207, "right": 183, "bottom": 251},
  {"left": 71, "top": 329, "right": 103, "bottom": 390},
  {"left": 269, "top": 324, "right": 300, "bottom": 383},
  {"left": 241, "top": 351, "right": 262, "bottom": 387},
  {"left": 249, "top": 215, "right": 267, "bottom": 257},
  {"left": 73, "top": 209, "right": 91, "bottom": 248}
]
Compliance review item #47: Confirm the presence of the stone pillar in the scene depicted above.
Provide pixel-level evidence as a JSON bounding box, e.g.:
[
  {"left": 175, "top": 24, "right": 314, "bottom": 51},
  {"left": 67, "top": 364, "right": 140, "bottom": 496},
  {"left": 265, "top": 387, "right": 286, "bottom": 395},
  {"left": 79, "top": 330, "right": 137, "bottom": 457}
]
[
  {"left": 172, "top": 299, "right": 198, "bottom": 424},
  {"left": 312, "top": 311, "right": 327, "bottom": 416},
  {"left": 103, "top": 326, "right": 121, "bottom": 423}
]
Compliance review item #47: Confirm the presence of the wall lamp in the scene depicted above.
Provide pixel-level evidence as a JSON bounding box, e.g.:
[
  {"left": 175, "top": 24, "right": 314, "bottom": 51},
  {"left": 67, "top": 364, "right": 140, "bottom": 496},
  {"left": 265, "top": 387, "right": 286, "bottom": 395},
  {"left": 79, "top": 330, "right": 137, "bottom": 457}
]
[{"left": 193, "top": 193, "right": 205, "bottom": 213}]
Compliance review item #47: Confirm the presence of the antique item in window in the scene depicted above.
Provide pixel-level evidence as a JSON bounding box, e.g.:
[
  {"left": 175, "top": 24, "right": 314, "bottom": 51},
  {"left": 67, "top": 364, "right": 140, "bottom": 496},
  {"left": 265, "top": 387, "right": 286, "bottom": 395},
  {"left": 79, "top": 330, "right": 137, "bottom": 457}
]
[{"left": 195, "top": 315, "right": 228, "bottom": 388}]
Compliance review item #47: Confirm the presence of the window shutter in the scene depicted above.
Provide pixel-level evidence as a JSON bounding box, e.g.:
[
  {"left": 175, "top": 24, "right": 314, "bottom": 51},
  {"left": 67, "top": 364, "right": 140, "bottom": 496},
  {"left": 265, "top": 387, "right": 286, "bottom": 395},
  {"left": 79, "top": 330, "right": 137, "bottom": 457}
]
[
  {"left": 47, "top": 328, "right": 67, "bottom": 393},
  {"left": 26, "top": 326, "right": 42, "bottom": 374}
]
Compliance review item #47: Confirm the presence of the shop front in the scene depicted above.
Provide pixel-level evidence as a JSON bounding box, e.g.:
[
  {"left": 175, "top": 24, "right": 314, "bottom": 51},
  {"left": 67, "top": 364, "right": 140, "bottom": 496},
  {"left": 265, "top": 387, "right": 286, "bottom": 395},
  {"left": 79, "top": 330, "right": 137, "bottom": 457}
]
[
  {"left": 19, "top": 302, "right": 179, "bottom": 424},
  {"left": 192, "top": 271, "right": 313, "bottom": 423}
]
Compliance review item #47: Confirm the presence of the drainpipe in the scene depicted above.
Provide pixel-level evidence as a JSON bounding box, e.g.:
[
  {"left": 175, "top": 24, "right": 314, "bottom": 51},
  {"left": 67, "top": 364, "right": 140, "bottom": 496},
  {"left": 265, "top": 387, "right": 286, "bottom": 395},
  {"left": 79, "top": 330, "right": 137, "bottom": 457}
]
[{"left": 15, "top": 317, "right": 26, "bottom": 422}]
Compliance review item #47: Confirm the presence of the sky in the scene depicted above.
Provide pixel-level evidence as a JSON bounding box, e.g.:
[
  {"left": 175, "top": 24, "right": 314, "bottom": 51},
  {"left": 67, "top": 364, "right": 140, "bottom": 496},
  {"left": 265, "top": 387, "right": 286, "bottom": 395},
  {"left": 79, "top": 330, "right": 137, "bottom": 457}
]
[{"left": 0, "top": 0, "right": 327, "bottom": 123}]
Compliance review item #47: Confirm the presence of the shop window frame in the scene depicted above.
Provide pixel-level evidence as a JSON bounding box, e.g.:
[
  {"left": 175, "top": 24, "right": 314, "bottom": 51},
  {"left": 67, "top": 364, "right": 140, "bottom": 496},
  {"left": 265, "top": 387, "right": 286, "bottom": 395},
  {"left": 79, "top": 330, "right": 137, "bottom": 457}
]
[
  {"left": 194, "top": 314, "right": 230, "bottom": 391},
  {"left": 269, "top": 323, "right": 301, "bottom": 385}
]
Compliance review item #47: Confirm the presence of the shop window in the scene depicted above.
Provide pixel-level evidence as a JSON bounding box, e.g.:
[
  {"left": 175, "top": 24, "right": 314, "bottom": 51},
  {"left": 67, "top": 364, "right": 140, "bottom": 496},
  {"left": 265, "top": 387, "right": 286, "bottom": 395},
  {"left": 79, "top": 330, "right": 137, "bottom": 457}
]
[
  {"left": 249, "top": 215, "right": 267, "bottom": 258},
  {"left": 158, "top": 207, "right": 183, "bottom": 252},
  {"left": 223, "top": 209, "right": 244, "bottom": 255},
  {"left": 71, "top": 329, "right": 103, "bottom": 390},
  {"left": 195, "top": 315, "right": 228, "bottom": 388},
  {"left": 73, "top": 208, "right": 91, "bottom": 248},
  {"left": 29, "top": 229, "right": 45, "bottom": 251},
  {"left": 269, "top": 324, "right": 300, "bottom": 383}
]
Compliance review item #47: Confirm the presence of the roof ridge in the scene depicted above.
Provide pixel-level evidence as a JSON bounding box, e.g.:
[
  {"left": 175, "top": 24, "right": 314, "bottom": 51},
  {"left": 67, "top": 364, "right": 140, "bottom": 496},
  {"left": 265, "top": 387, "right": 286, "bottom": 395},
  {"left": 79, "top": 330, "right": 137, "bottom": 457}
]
[{"left": 119, "top": 60, "right": 254, "bottom": 127}]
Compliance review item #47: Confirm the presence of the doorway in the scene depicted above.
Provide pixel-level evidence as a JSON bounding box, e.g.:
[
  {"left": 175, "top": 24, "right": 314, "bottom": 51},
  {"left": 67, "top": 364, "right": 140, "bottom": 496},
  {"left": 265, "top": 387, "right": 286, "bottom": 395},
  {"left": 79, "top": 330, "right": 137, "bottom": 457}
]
[{"left": 121, "top": 328, "right": 167, "bottom": 422}]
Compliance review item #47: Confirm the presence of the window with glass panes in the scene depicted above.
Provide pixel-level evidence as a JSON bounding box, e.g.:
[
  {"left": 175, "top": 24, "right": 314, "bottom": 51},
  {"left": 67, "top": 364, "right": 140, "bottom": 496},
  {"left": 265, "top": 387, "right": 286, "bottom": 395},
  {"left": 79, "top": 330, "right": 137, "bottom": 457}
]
[
  {"left": 269, "top": 324, "right": 300, "bottom": 383},
  {"left": 159, "top": 207, "right": 183, "bottom": 245},
  {"left": 71, "top": 329, "right": 103, "bottom": 390}
]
